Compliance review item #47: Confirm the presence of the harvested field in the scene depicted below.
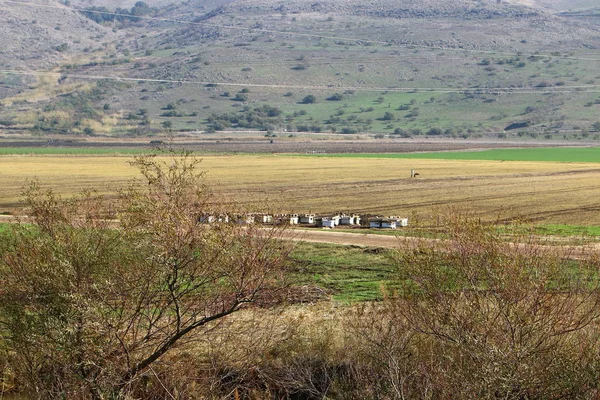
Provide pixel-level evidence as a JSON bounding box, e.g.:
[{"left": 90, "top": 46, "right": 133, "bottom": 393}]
[
  {"left": 2, "top": 154, "right": 600, "bottom": 225},
  {"left": 0, "top": 156, "right": 139, "bottom": 208}
]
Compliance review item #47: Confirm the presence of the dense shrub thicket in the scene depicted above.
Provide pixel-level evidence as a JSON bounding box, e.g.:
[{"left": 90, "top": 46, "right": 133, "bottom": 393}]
[
  {"left": 81, "top": 2, "right": 155, "bottom": 25},
  {"left": 206, "top": 105, "right": 283, "bottom": 132},
  {"left": 168, "top": 217, "right": 600, "bottom": 400}
]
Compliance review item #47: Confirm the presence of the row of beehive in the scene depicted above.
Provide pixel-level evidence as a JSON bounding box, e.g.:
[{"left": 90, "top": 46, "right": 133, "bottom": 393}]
[{"left": 200, "top": 213, "right": 408, "bottom": 229}]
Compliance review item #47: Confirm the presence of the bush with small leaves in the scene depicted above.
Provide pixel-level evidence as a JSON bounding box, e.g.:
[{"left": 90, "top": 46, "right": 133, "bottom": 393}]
[{"left": 300, "top": 95, "right": 316, "bottom": 104}]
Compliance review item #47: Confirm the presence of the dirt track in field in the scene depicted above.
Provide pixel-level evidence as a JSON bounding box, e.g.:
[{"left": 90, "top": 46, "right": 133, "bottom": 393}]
[
  {"left": 0, "top": 215, "right": 416, "bottom": 248},
  {"left": 289, "top": 228, "right": 427, "bottom": 248},
  {"left": 288, "top": 228, "right": 600, "bottom": 260}
]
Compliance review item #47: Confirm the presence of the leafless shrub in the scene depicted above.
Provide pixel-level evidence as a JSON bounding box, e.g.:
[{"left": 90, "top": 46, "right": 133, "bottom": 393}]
[
  {"left": 0, "top": 152, "right": 293, "bottom": 399},
  {"left": 350, "top": 211, "right": 600, "bottom": 399}
]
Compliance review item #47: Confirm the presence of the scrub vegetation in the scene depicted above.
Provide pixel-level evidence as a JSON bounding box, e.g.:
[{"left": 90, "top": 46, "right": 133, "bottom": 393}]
[
  {"left": 3, "top": 189, "right": 600, "bottom": 398},
  {"left": 0, "top": 152, "right": 293, "bottom": 398}
]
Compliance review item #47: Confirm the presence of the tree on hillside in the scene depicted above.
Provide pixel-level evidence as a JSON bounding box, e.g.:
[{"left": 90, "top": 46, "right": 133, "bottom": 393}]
[
  {"left": 382, "top": 111, "right": 395, "bottom": 121},
  {"left": 300, "top": 95, "right": 316, "bottom": 104},
  {"left": 0, "top": 153, "right": 292, "bottom": 399},
  {"left": 233, "top": 92, "right": 249, "bottom": 102},
  {"left": 326, "top": 93, "right": 344, "bottom": 101},
  {"left": 426, "top": 127, "right": 443, "bottom": 135}
]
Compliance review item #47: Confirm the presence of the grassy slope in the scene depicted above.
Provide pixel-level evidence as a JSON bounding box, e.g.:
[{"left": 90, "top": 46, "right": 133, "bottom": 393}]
[
  {"left": 529, "top": 0, "right": 600, "bottom": 11},
  {"left": 117, "top": 30, "right": 600, "bottom": 137},
  {"left": 1, "top": 0, "right": 599, "bottom": 138}
]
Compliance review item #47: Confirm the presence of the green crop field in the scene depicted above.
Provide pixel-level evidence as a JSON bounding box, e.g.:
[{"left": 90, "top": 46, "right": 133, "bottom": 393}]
[
  {"left": 533, "top": 224, "right": 600, "bottom": 237},
  {"left": 303, "top": 147, "right": 600, "bottom": 163}
]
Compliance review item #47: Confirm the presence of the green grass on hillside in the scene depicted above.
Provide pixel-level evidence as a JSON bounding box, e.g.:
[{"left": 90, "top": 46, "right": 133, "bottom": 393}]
[{"left": 302, "top": 147, "right": 600, "bottom": 163}]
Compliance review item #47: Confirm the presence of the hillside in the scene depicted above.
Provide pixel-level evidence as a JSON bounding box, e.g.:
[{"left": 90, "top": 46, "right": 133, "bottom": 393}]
[
  {"left": 0, "top": 0, "right": 116, "bottom": 110},
  {"left": 510, "top": 0, "right": 600, "bottom": 12},
  {"left": 70, "top": 0, "right": 232, "bottom": 11},
  {"left": 0, "top": 0, "right": 115, "bottom": 69},
  {"left": 0, "top": 0, "right": 599, "bottom": 139}
]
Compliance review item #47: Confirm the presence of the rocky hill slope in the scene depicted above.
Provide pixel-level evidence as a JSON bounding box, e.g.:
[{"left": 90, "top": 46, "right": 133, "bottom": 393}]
[
  {"left": 0, "top": 0, "right": 114, "bottom": 69},
  {"left": 1, "top": 0, "right": 599, "bottom": 139}
]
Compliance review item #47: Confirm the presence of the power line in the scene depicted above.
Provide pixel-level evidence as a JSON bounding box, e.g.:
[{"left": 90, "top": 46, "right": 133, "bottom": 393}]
[
  {"left": 3, "top": 69, "right": 600, "bottom": 94},
  {"left": 2, "top": 0, "right": 600, "bottom": 62}
]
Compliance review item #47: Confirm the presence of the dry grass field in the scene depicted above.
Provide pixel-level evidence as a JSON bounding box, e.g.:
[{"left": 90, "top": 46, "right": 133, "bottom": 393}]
[{"left": 2, "top": 154, "right": 600, "bottom": 225}]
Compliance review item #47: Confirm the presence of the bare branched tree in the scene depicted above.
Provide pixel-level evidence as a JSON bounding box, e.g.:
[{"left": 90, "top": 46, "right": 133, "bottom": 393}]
[
  {"left": 354, "top": 212, "right": 600, "bottom": 399},
  {"left": 0, "top": 153, "right": 292, "bottom": 399}
]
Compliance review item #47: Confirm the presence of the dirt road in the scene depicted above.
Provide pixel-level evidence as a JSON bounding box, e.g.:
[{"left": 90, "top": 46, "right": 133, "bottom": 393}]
[
  {"left": 288, "top": 228, "right": 600, "bottom": 260},
  {"left": 288, "top": 228, "right": 428, "bottom": 249}
]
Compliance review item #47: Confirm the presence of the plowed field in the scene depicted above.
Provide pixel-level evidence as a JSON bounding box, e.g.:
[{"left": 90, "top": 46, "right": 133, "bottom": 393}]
[{"left": 2, "top": 153, "right": 600, "bottom": 225}]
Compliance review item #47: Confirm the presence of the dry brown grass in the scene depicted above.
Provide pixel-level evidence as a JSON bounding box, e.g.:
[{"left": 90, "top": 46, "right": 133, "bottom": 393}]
[
  {"left": 2, "top": 154, "right": 600, "bottom": 225},
  {"left": 0, "top": 156, "right": 139, "bottom": 209}
]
